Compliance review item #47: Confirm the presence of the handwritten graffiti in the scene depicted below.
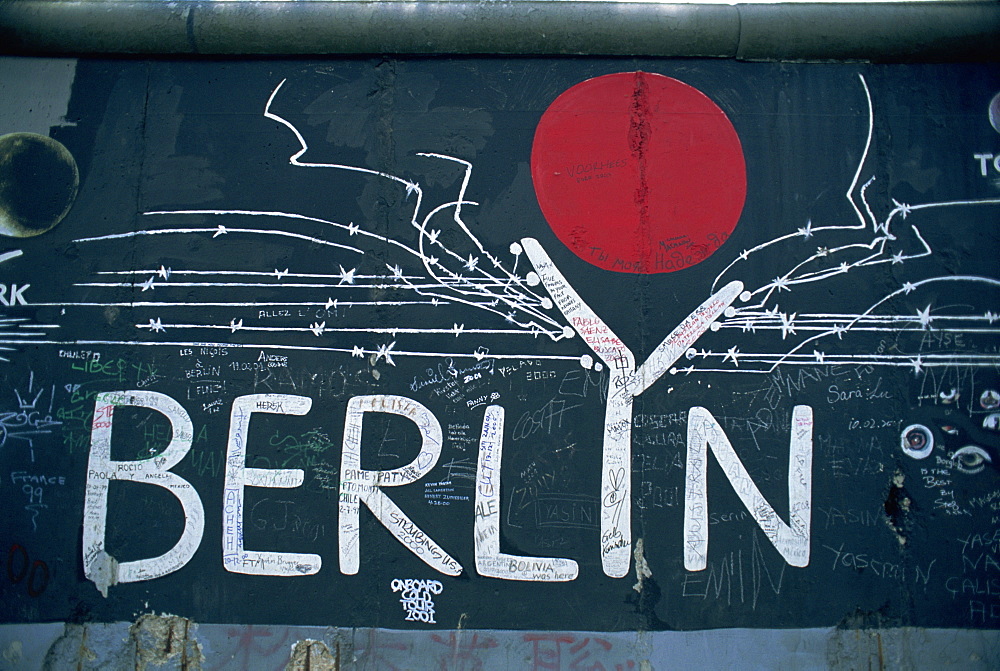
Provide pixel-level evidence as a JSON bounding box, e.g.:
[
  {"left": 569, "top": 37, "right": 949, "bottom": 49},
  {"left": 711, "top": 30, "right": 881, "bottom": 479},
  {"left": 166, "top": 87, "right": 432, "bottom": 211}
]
[
  {"left": 0, "top": 373, "right": 61, "bottom": 462},
  {"left": 392, "top": 578, "right": 443, "bottom": 623},
  {"left": 5, "top": 544, "right": 49, "bottom": 597},
  {"left": 524, "top": 633, "right": 636, "bottom": 671},
  {"left": 430, "top": 632, "right": 499, "bottom": 671},
  {"left": 1, "top": 58, "right": 998, "bottom": 633}
]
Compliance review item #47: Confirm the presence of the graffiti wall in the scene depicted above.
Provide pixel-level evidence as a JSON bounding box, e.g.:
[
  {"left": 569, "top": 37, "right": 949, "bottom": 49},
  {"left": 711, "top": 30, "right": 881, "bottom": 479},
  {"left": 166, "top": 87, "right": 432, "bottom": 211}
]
[{"left": 1, "top": 58, "right": 998, "bottom": 632}]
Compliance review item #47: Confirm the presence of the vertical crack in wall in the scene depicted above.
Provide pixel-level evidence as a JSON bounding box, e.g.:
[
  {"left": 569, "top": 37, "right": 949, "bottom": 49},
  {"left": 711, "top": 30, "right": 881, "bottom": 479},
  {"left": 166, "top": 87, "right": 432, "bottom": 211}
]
[
  {"left": 286, "top": 639, "right": 338, "bottom": 671},
  {"left": 78, "top": 625, "right": 95, "bottom": 670},
  {"left": 633, "top": 537, "right": 653, "bottom": 593},
  {"left": 628, "top": 71, "right": 653, "bottom": 375},
  {"left": 130, "top": 614, "right": 203, "bottom": 670},
  {"left": 627, "top": 71, "right": 652, "bottom": 267},
  {"left": 883, "top": 471, "right": 912, "bottom": 546}
]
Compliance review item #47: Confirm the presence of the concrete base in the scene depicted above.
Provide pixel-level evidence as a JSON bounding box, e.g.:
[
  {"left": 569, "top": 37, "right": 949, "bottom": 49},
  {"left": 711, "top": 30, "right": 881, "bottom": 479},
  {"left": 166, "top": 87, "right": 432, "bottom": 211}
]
[{"left": 1, "top": 620, "right": 997, "bottom": 670}]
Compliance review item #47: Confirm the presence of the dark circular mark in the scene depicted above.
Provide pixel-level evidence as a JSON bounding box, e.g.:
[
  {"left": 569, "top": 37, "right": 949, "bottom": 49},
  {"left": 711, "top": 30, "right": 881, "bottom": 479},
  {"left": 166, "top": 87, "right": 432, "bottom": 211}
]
[{"left": 0, "top": 132, "right": 79, "bottom": 238}]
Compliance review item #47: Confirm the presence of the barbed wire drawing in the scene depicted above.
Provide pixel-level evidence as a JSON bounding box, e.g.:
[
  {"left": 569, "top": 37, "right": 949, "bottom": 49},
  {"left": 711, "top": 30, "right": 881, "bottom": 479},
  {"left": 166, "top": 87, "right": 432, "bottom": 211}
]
[{"left": 3, "top": 73, "right": 997, "bottom": 380}]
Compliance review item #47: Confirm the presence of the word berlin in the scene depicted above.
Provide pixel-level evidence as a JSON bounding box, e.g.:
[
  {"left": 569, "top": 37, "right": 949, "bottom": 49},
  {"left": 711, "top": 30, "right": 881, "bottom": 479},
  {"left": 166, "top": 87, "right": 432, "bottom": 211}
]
[
  {"left": 82, "top": 240, "right": 812, "bottom": 595},
  {"left": 81, "top": 388, "right": 813, "bottom": 596}
]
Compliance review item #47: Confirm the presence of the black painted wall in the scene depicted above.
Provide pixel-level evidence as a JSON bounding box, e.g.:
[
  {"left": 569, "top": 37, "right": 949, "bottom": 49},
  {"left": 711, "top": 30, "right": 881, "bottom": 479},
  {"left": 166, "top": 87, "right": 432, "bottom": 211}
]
[{"left": 1, "top": 59, "right": 998, "bottom": 631}]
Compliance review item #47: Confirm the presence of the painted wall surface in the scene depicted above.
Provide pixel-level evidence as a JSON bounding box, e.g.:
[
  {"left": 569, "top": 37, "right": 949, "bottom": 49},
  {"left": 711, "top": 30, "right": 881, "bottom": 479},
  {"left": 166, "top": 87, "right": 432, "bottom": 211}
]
[{"left": 1, "top": 58, "right": 999, "bottom": 639}]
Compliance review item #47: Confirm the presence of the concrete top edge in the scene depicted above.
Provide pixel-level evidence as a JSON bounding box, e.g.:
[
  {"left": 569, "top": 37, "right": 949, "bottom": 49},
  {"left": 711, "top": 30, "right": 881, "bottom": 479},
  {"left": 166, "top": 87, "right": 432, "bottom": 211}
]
[{"left": 0, "top": 1, "right": 997, "bottom": 61}]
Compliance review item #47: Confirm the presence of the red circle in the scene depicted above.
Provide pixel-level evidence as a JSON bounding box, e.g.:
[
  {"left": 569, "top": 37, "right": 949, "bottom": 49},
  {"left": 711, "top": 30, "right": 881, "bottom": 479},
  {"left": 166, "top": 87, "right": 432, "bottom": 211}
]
[{"left": 531, "top": 72, "right": 746, "bottom": 273}]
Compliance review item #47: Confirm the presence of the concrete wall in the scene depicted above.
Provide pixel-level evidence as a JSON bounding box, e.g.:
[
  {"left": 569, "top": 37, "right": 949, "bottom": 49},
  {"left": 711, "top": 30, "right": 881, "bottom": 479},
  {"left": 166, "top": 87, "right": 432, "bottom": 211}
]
[
  {"left": 3, "top": 620, "right": 1000, "bottom": 670},
  {"left": 1, "top": 54, "right": 998, "bottom": 668}
]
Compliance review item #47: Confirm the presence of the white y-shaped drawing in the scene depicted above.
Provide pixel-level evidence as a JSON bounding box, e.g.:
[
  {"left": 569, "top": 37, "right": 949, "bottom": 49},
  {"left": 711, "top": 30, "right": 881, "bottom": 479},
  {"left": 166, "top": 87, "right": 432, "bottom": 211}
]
[{"left": 520, "top": 235, "right": 744, "bottom": 576}]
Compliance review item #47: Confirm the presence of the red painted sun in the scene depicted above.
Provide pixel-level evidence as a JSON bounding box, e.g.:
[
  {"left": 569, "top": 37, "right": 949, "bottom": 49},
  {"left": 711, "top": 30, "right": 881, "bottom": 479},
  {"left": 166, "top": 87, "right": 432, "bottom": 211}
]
[{"left": 531, "top": 72, "right": 746, "bottom": 274}]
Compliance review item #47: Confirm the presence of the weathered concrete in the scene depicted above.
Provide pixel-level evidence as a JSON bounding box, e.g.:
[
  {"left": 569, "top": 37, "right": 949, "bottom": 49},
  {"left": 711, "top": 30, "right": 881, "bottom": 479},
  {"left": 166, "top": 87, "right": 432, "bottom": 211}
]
[{"left": 2, "top": 620, "right": 998, "bottom": 670}]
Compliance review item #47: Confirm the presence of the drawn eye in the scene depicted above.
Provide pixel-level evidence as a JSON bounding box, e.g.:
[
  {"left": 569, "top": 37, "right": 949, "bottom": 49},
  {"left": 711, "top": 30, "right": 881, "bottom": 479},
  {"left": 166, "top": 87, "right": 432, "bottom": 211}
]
[
  {"left": 980, "top": 389, "right": 1000, "bottom": 410},
  {"left": 901, "top": 424, "right": 933, "bottom": 459},
  {"left": 951, "top": 445, "right": 992, "bottom": 475},
  {"left": 939, "top": 388, "right": 960, "bottom": 404},
  {"left": 983, "top": 413, "right": 1000, "bottom": 431}
]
